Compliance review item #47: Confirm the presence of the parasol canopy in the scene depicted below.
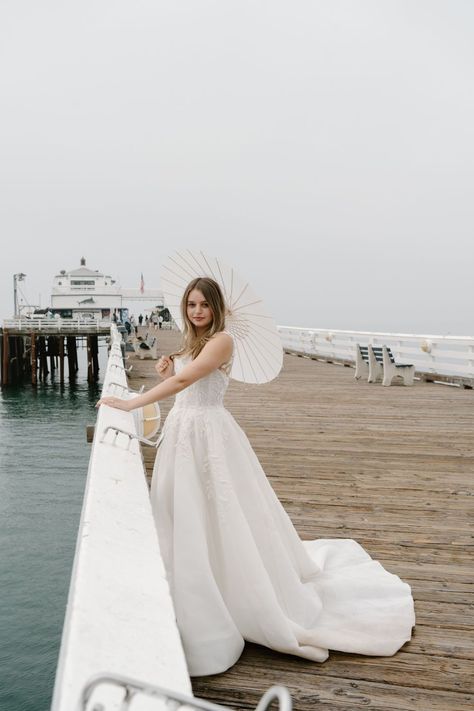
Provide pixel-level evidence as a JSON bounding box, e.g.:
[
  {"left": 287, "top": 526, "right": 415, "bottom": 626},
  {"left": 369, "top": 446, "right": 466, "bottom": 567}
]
[{"left": 160, "top": 250, "right": 283, "bottom": 384}]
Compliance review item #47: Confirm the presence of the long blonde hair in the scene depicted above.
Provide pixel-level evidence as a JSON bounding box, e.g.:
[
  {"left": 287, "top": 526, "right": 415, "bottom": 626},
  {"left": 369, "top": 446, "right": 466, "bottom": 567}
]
[{"left": 170, "top": 277, "right": 227, "bottom": 360}]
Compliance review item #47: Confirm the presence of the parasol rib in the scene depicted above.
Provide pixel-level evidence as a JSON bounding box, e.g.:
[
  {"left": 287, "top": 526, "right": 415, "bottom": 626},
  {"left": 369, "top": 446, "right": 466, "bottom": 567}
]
[
  {"left": 231, "top": 299, "right": 265, "bottom": 312},
  {"left": 228, "top": 268, "right": 235, "bottom": 307},
  {"left": 161, "top": 275, "right": 191, "bottom": 291},
  {"left": 173, "top": 251, "right": 206, "bottom": 283},
  {"left": 232, "top": 281, "right": 251, "bottom": 308},
  {"left": 245, "top": 331, "right": 282, "bottom": 374},
  {"left": 246, "top": 341, "right": 271, "bottom": 380},
  {"left": 198, "top": 252, "right": 221, "bottom": 287},
  {"left": 235, "top": 325, "right": 283, "bottom": 352},
  {"left": 215, "top": 259, "right": 230, "bottom": 304},
  {"left": 162, "top": 264, "right": 195, "bottom": 285},
  {"left": 237, "top": 336, "right": 261, "bottom": 383},
  {"left": 167, "top": 254, "right": 197, "bottom": 281},
  {"left": 233, "top": 336, "right": 247, "bottom": 382}
]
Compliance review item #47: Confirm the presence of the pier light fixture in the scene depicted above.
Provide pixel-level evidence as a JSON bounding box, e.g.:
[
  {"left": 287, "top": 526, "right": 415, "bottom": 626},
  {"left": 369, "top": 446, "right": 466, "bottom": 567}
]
[{"left": 13, "top": 272, "right": 26, "bottom": 317}]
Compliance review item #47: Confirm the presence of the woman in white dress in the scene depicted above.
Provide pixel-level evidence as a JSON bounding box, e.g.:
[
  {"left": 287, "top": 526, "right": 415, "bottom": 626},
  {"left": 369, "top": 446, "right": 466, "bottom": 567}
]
[{"left": 97, "top": 277, "right": 415, "bottom": 677}]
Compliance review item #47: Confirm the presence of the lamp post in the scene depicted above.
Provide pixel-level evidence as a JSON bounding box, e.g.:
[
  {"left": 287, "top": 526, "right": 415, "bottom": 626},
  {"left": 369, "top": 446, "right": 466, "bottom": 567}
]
[{"left": 13, "top": 273, "right": 26, "bottom": 318}]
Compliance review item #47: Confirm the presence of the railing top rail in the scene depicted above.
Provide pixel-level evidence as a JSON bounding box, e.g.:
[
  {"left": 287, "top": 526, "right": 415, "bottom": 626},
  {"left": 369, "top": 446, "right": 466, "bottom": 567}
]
[
  {"left": 51, "top": 325, "right": 191, "bottom": 710},
  {"left": 2, "top": 317, "right": 112, "bottom": 330},
  {"left": 277, "top": 326, "right": 474, "bottom": 342}
]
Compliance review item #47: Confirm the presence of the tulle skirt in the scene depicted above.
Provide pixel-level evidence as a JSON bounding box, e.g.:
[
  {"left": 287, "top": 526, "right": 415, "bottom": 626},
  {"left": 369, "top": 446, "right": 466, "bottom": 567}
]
[{"left": 150, "top": 405, "right": 415, "bottom": 676}]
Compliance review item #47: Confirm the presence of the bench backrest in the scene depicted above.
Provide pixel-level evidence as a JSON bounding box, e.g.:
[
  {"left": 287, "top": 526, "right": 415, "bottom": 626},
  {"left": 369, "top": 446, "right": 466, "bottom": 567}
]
[
  {"left": 371, "top": 346, "right": 395, "bottom": 363},
  {"left": 357, "top": 345, "right": 370, "bottom": 363},
  {"left": 356, "top": 344, "right": 395, "bottom": 364}
]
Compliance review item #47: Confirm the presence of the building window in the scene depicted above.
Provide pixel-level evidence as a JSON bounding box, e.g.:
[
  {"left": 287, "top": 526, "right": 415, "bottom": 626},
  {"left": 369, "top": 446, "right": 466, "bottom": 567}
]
[{"left": 71, "top": 280, "right": 95, "bottom": 286}]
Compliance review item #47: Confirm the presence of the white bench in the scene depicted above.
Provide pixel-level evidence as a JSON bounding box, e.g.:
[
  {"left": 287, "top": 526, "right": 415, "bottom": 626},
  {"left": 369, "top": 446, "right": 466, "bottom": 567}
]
[
  {"left": 133, "top": 332, "right": 159, "bottom": 360},
  {"left": 354, "top": 344, "right": 370, "bottom": 380},
  {"left": 355, "top": 344, "right": 415, "bottom": 386},
  {"left": 380, "top": 345, "right": 415, "bottom": 386}
]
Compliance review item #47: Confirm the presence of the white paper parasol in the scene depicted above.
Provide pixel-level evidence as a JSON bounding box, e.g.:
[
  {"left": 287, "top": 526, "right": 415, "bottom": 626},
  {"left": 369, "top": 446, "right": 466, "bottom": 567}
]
[{"left": 160, "top": 250, "right": 283, "bottom": 384}]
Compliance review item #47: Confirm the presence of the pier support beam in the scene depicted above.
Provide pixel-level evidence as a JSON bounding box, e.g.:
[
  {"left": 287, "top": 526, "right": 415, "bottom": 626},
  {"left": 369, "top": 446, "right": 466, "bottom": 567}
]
[
  {"left": 87, "top": 336, "right": 93, "bottom": 383},
  {"left": 2, "top": 330, "right": 9, "bottom": 386},
  {"left": 31, "top": 333, "right": 37, "bottom": 385},
  {"left": 91, "top": 335, "right": 99, "bottom": 381},
  {"left": 48, "top": 336, "right": 56, "bottom": 377},
  {"left": 59, "top": 336, "right": 64, "bottom": 383},
  {"left": 67, "top": 337, "right": 77, "bottom": 379}
]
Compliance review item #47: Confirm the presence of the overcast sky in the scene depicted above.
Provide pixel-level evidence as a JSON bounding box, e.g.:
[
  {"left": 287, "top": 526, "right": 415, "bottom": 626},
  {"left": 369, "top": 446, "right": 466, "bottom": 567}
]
[{"left": 1, "top": 1, "right": 472, "bottom": 335}]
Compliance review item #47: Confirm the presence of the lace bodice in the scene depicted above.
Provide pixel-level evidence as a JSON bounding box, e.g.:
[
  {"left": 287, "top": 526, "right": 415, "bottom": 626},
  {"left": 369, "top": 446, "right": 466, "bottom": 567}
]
[{"left": 172, "top": 351, "right": 231, "bottom": 409}]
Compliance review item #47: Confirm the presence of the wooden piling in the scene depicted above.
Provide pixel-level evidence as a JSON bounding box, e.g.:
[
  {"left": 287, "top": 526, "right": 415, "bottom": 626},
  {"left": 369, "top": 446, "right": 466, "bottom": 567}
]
[
  {"left": 59, "top": 336, "right": 64, "bottom": 383},
  {"left": 86, "top": 335, "right": 93, "bottom": 383},
  {"left": 39, "top": 337, "right": 48, "bottom": 381},
  {"left": 0, "top": 334, "right": 3, "bottom": 387},
  {"left": 48, "top": 336, "right": 55, "bottom": 376},
  {"left": 38, "top": 337, "right": 43, "bottom": 381},
  {"left": 91, "top": 335, "right": 99, "bottom": 381},
  {"left": 66, "top": 337, "right": 73, "bottom": 379},
  {"left": 73, "top": 337, "right": 79, "bottom": 373},
  {"left": 14, "top": 336, "right": 24, "bottom": 383},
  {"left": 66, "top": 337, "right": 77, "bottom": 379},
  {"left": 2, "top": 330, "right": 9, "bottom": 386},
  {"left": 31, "top": 333, "right": 37, "bottom": 385},
  {"left": 1, "top": 323, "right": 109, "bottom": 387},
  {"left": 10, "top": 336, "right": 18, "bottom": 383}
]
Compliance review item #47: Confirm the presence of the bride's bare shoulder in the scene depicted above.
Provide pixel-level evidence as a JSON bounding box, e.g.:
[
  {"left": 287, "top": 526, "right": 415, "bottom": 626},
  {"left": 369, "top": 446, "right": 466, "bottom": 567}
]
[
  {"left": 212, "top": 331, "right": 233, "bottom": 343},
  {"left": 209, "top": 331, "right": 233, "bottom": 350}
]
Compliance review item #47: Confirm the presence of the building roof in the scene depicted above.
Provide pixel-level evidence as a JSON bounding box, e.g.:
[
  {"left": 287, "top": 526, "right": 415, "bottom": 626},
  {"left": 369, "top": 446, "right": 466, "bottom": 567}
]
[
  {"left": 54, "top": 258, "right": 104, "bottom": 279},
  {"left": 68, "top": 267, "right": 103, "bottom": 277}
]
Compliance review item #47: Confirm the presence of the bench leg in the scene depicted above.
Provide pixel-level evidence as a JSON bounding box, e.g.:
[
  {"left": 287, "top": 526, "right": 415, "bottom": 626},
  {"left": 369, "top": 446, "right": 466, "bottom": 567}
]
[
  {"left": 402, "top": 367, "right": 415, "bottom": 386},
  {"left": 354, "top": 362, "right": 369, "bottom": 380}
]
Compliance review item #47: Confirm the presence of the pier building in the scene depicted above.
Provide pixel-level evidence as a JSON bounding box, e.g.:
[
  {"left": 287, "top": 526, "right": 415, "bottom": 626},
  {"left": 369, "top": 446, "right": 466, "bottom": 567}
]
[
  {"left": 1, "top": 260, "right": 165, "bottom": 386},
  {"left": 51, "top": 257, "right": 122, "bottom": 321},
  {"left": 50, "top": 257, "right": 165, "bottom": 322}
]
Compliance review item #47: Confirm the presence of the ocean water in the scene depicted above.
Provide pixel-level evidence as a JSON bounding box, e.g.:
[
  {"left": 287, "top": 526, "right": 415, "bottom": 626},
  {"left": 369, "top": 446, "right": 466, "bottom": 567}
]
[{"left": 0, "top": 348, "right": 105, "bottom": 711}]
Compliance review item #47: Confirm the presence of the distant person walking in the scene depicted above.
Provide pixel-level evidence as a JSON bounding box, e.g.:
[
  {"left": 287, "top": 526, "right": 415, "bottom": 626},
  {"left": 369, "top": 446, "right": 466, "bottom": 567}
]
[{"left": 139, "top": 314, "right": 143, "bottom": 326}]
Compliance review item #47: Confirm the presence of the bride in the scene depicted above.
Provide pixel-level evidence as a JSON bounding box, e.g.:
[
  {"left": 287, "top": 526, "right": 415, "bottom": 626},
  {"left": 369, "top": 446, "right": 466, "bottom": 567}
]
[{"left": 97, "top": 276, "right": 415, "bottom": 677}]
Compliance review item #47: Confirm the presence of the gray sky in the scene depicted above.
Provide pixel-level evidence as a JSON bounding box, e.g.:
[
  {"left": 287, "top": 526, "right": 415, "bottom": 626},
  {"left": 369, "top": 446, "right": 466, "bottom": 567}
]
[{"left": 1, "top": 0, "right": 473, "bottom": 335}]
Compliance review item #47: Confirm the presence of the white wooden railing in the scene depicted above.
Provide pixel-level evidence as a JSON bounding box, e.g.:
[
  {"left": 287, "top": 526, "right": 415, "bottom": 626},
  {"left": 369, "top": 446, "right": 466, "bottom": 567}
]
[
  {"left": 278, "top": 327, "right": 474, "bottom": 386},
  {"left": 51, "top": 325, "right": 191, "bottom": 711},
  {"left": 3, "top": 317, "right": 111, "bottom": 332}
]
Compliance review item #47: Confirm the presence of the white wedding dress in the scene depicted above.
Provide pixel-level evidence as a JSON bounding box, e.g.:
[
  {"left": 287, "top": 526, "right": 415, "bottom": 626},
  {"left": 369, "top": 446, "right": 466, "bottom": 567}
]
[{"left": 150, "top": 344, "right": 415, "bottom": 677}]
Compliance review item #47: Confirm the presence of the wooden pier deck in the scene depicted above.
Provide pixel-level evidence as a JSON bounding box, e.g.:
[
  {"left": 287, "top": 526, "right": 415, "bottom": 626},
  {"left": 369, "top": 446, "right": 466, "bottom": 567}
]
[{"left": 128, "top": 329, "right": 474, "bottom": 711}]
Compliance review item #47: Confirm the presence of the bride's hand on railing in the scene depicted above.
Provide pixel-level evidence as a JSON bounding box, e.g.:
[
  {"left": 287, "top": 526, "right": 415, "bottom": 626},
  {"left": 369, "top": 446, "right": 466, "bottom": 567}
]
[
  {"left": 95, "top": 396, "right": 132, "bottom": 411},
  {"left": 155, "top": 356, "right": 174, "bottom": 380}
]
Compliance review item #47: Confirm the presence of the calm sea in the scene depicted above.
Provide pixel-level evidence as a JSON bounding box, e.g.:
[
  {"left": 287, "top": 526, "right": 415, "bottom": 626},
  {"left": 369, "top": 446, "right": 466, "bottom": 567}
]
[{"left": 0, "top": 347, "right": 106, "bottom": 711}]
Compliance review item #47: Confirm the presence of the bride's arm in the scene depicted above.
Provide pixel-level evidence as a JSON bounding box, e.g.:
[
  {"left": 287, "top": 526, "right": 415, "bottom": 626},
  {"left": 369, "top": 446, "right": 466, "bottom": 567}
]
[{"left": 96, "top": 333, "right": 232, "bottom": 412}]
